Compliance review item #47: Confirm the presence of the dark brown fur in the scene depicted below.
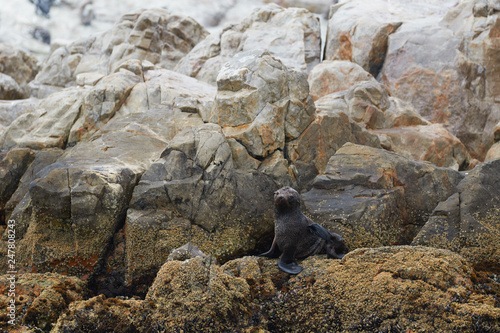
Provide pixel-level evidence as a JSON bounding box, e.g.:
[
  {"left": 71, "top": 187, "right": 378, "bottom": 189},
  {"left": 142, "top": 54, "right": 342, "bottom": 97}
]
[{"left": 260, "top": 187, "right": 348, "bottom": 274}]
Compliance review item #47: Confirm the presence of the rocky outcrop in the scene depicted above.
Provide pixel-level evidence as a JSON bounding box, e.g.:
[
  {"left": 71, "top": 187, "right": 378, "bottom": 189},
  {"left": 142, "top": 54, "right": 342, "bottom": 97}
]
[
  {"left": 175, "top": 4, "right": 321, "bottom": 84},
  {"left": 30, "top": 8, "right": 208, "bottom": 98},
  {"left": 0, "top": 2, "right": 499, "bottom": 331},
  {"left": 324, "top": 0, "right": 500, "bottom": 161},
  {"left": 310, "top": 63, "right": 472, "bottom": 170},
  {"left": 413, "top": 158, "right": 500, "bottom": 270},
  {"left": 51, "top": 247, "right": 500, "bottom": 332},
  {"left": 307, "top": 60, "right": 375, "bottom": 101},
  {"left": 302, "top": 143, "right": 463, "bottom": 249},
  {"left": 0, "top": 273, "right": 88, "bottom": 332},
  {"left": 0, "top": 103, "right": 204, "bottom": 279},
  {"left": 125, "top": 122, "right": 278, "bottom": 294},
  {"left": 212, "top": 49, "right": 315, "bottom": 157}
]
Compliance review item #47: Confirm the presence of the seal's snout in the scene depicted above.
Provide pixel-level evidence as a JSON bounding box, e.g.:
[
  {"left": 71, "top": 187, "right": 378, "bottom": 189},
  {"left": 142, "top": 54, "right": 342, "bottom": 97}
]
[{"left": 274, "top": 187, "right": 300, "bottom": 211}]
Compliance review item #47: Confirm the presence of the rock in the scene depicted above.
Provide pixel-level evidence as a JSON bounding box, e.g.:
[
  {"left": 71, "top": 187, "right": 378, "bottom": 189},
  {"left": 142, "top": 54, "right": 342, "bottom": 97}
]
[
  {"left": 30, "top": 8, "right": 208, "bottom": 97},
  {"left": 302, "top": 143, "right": 463, "bottom": 249},
  {"left": 0, "top": 44, "right": 40, "bottom": 99},
  {"left": 379, "top": 0, "right": 500, "bottom": 159},
  {"left": 51, "top": 294, "right": 145, "bottom": 332},
  {"left": 167, "top": 242, "right": 210, "bottom": 262},
  {"left": 248, "top": 246, "right": 499, "bottom": 332},
  {"left": 121, "top": 68, "right": 216, "bottom": 118},
  {"left": 125, "top": 123, "right": 279, "bottom": 294},
  {"left": 324, "top": 1, "right": 406, "bottom": 77},
  {"left": 3, "top": 149, "right": 64, "bottom": 238},
  {"left": 2, "top": 64, "right": 217, "bottom": 150},
  {"left": 0, "top": 148, "right": 35, "bottom": 223},
  {"left": 210, "top": 50, "right": 315, "bottom": 159},
  {"left": 48, "top": 247, "right": 500, "bottom": 332},
  {"left": 313, "top": 76, "right": 471, "bottom": 170},
  {"left": 372, "top": 124, "right": 472, "bottom": 170},
  {"left": 0, "top": 107, "right": 204, "bottom": 280},
  {"left": 145, "top": 256, "right": 252, "bottom": 329},
  {"left": 286, "top": 110, "right": 381, "bottom": 187},
  {"left": 413, "top": 158, "right": 500, "bottom": 270},
  {"left": 0, "top": 273, "right": 87, "bottom": 332},
  {"left": 0, "top": 99, "right": 40, "bottom": 134},
  {"left": 1, "top": 87, "right": 87, "bottom": 150},
  {"left": 307, "top": 60, "right": 375, "bottom": 101},
  {"left": 67, "top": 69, "right": 142, "bottom": 146},
  {"left": 175, "top": 4, "right": 321, "bottom": 85}
]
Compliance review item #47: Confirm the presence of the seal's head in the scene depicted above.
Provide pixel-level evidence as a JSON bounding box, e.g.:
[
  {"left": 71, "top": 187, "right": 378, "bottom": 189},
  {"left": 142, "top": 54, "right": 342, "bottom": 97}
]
[{"left": 274, "top": 187, "right": 300, "bottom": 212}]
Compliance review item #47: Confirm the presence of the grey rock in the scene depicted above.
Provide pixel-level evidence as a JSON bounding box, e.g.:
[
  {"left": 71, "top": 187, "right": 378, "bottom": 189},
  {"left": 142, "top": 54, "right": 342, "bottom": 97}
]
[{"left": 175, "top": 4, "right": 321, "bottom": 85}]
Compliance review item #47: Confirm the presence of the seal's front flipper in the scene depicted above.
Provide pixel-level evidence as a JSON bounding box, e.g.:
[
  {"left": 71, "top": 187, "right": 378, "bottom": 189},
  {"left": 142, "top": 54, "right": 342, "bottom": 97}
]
[
  {"left": 278, "top": 248, "right": 302, "bottom": 274},
  {"left": 278, "top": 259, "right": 303, "bottom": 274},
  {"left": 308, "top": 223, "right": 332, "bottom": 241},
  {"left": 258, "top": 237, "right": 281, "bottom": 258}
]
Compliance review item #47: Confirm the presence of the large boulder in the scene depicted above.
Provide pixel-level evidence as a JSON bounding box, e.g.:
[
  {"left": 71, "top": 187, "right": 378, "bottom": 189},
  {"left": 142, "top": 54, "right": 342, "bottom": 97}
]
[
  {"left": 324, "top": 0, "right": 500, "bottom": 160},
  {"left": 30, "top": 8, "right": 208, "bottom": 98},
  {"left": 302, "top": 143, "right": 463, "bottom": 249},
  {"left": 324, "top": 0, "right": 446, "bottom": 76},
  {"left": 175, "top": 4, "right": 321, "bottom": 85},
  {"left": 1, "top": 87, "right": 87, "bottom": 150},
  {"left": 125, "top": 123, "right": 279, "bottom": 294},
  {"left": 210, "top": 50, "right": 316, "bottom": 158},
  {"left": 312, "top": 69, "right": 472, "bottom": 170},
  {"left": 373, "top": 124, "right": 472, "bottom": 170},
  {"left": 0, "top": 105, "right": 204, "bottom": 279},
  {"left": 413, "top": 158, "right": 500, "bottom": 270},
  {"left": 50, "top": 247, "right": 500, "bottom": 332},
  {"left": 1, "top": 64, "right": 215, "bottom": 150}
]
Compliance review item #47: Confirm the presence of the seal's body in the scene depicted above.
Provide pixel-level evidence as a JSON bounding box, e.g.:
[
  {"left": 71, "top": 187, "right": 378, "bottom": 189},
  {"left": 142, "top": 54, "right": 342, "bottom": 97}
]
[{"left": 260, "top": 187, "right": 347, "bottom": 274}]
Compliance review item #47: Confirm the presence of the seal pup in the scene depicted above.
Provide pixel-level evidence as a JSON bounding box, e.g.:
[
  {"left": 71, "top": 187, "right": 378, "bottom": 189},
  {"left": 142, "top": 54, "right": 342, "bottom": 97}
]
[{"left": 259, "top": 186, "right": 348, "bottom": 274}]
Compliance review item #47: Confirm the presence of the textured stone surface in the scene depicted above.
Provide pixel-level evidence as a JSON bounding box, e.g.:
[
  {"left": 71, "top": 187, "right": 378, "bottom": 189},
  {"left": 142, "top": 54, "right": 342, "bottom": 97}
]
[
  {"left": 50, "top": 247, "right": 500, "bottom": 332},
  {"left": 373, "top": 124, "right": 472, "bottom": 170},
  {"left": 30, "top": 8, "right": 208, "bottom": 97},
  {"left": 211, "top": 50, "right": 315, "bottom": 159},
  {"left": 124, "top": 123, "right": 281, "bottom": 294},
  {"left": 286, "top": 110, "right": 381, "bottom": 187},
  {"left": 307, "top": 60, "right": 375, "bottom": 101},
  {"left": 0, "top": 273, "right": 88, "bottom": 332},
  {"left": 0, "top": 108, "right": 203, "bottom": 280},
  {"left": 0, "top": 149, "right": 35, "bottom": 224},
  {"left": 302, "top": 143, "right": 463, "bottom": 249},
  {"left": 413, "top": 158, "right": 500, "bottom": 270},
  {"left": 175, "top": 4, "right": 321, "bottom": 85}
]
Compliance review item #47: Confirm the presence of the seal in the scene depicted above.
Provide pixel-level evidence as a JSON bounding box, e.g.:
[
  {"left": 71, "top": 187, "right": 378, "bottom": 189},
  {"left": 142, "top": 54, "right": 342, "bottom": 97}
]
[{"left": 259, "top": 186, "right": 348, "bottom": 274}]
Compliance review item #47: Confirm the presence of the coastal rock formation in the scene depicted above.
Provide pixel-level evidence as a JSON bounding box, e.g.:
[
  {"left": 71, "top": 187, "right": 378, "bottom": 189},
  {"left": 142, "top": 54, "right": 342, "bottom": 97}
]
[
  {"left": 30, "top": 8, "right": 208, "bottom": 98},
  {"left": 302, "top": 143, "right": 463, "bottom": 249},
  {"left": 413, "top": 158, "right": 500, "bottom": 270},
  {"left": 0, "top": 1, "right": 499, "bottom": 331},
  {"left": 175, "top": 4, "right": 321, "bottom": 84},
  {"left": 0, "top": 273, "right": 88, "bottom": 332},
  {"left": 51, "top": 247, "right": 500, "bottom": 332}
]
